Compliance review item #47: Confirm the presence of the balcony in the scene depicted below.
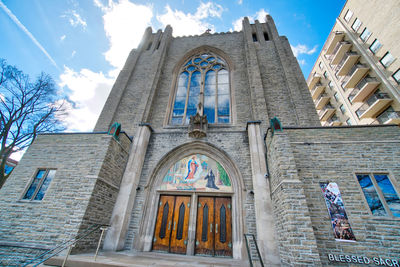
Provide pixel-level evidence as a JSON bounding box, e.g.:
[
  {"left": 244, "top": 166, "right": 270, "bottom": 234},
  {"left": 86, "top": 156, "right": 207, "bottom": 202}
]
[
  {"left": 325, "top": 31, "right": 345, "bottom": 55},
  {"left": 318, "top": 104, "right": 336, "bottom": 121},
  {"left": 331, "top": 41, "right": 352, "bottom": 65},
  {"left": 325, "top": 115, "right": 342, "bottom": 126},
  {"left": 308, "top": 74, "right": 322, "bottom": 89},
  {"left": 350, "top": 76, "right": 380, "bottom": 103},
  {"left": 336, "top": 52, "right": 359, "bottom": 76},
  {"left": 356, "top": 93, "right": 392, "bottom": 120},
  {"left": 342, "top": 64, "right": 369, "bottom": 89},
  {"left": 311, "top": 83, "right": 326, "bottom": 100},
  {"left": 314, "top": 93, "right": 330, "bottom": 109},
  {"left": 376, "top": 110, "right": 400, "bottom": 125}
]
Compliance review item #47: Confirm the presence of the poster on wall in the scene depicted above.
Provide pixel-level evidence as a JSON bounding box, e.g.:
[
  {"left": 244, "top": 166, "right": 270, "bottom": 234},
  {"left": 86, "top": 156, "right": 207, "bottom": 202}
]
[
  {"left": 160, "top": 154, "right": 232, "bottom": 192},
  {"left": 320, "top": 182, "right": 356, "bottom": 242}
]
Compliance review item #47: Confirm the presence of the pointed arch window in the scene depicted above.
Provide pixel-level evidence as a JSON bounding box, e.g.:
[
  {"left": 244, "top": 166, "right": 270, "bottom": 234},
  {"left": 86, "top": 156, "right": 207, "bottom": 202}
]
[{"left": 171, "top": 53, "right": 231, "bottom": 125}]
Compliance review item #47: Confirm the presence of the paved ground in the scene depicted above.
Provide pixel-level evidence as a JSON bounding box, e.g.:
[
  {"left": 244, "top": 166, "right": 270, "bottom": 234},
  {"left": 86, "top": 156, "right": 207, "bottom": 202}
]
[{"left": 44, "top": 251, "right": 251, "bottom": 267}]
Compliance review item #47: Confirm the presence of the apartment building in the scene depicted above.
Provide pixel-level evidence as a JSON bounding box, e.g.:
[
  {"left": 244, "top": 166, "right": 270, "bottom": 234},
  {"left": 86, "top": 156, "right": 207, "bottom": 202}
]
[{"left": 307, "top": 0, "right": 400, "bottom": 126}]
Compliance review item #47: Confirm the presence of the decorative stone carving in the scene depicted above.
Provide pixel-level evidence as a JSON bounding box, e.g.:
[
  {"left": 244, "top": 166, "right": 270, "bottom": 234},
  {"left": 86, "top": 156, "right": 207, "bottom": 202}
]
[{"left": 188, "top": 112, "right": 208, "bottom": 138}]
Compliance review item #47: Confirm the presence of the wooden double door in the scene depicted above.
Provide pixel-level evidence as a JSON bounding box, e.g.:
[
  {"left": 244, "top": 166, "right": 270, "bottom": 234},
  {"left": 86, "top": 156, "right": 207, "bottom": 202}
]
[
  {"left": 152, "top": 195, "right": 232, "bottom": 257},
  {"left": 195, "top": 196, "right": 232, "bottom": 257},
  {"left": 153, "top": 195, "right": 191, "bottom": 254}
]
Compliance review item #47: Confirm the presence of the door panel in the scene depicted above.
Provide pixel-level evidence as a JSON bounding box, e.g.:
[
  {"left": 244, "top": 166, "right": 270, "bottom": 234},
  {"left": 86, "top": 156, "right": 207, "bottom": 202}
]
[
  {"left": 152, "top": 195, "right": 175, "bottom": 252},
  {"left": 195, "top": 197, "right": 214, "bottom": 256},
  {"left": 214, "top": 197, "right": 232, "bottom": 257},
  {"left": 170, "top": 196, "right": 191, "bottom": 254}
]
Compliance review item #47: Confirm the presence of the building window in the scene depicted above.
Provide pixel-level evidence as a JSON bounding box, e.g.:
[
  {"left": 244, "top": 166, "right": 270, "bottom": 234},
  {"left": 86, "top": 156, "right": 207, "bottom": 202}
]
[
  {"left": 392, "top": 69, "right": 400, "bottom": 84},
  {"left": 252, "top": 33, "right": 258, "bottom": 42},
  {"left": 22, "top": 169, "right": 56, "bottom": 201},
  {"left": 369, "top": 39, "right": 382, "bottom": 54},
  {"left": 346, "top": 118, "right": 352, "bottom": 125},
  {"left": 380, "top": 52, "right": 395, "bottom": 68},
  {"left": 356, "top": 173, "right": 400, "bottom": 217},
  {"left": 319, "top": 61, "right": 323, "bottom": 69},
  {"left": 359, "top": 28, "right": 372, "bottom": 42},
  {"left": 340, "top": 104, "right": 346, "bottom": 114},
  {"left": 171, "top": 52, "right": 230, "bottom": 125},
  {"left": 328, "top": 81, "right": 334, "bottom": 89},
  {"left": 263, "top": 32, "right": 269, "bottom": 41},
  {"left": 344, "top": 9, "right": 353, "bottom": 22},
  {"left": 351, "top": 18, "right": 362, "bottom": 32},
  {"left": 334, "top": 92, "right": 339, "bottom": 102},
  {"left": 323, "top": 71, "right": 328, "bottom": 78}
]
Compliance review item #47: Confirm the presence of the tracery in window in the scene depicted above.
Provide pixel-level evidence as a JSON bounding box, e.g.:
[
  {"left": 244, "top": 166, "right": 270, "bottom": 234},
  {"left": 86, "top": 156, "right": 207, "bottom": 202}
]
[{"left": 171, "top": 53, "right": 230, "bottom": 125}]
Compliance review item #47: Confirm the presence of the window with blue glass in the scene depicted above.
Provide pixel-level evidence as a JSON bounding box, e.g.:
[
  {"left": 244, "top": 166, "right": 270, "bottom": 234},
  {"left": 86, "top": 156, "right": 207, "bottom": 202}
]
[
  {"left": 171, "top": 53, "right": 230, "bottom": 125},
  {"left": 356, "top": 173, "right": 400, "bottom": 217},
  {"left": 22, "top": 169, "right": 56, "bottom": 201}
]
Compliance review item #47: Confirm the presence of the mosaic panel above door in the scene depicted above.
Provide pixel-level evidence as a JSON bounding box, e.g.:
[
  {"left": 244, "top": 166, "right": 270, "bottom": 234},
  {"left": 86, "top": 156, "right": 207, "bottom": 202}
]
[{"left": 160, "top": 154, "right": 232, "bottom": 192}]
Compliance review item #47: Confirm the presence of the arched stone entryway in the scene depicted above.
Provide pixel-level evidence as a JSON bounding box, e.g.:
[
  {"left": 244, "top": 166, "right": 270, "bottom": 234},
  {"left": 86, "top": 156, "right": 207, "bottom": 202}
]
[{"left": 135, "top": 141, "right": 246, "bottom": 259}]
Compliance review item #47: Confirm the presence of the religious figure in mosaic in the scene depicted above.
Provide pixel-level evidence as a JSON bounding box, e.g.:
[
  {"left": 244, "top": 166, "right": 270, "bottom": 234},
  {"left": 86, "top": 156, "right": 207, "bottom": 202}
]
[{"left": 160, "top": 154, "right": 232, "bottom": 192}]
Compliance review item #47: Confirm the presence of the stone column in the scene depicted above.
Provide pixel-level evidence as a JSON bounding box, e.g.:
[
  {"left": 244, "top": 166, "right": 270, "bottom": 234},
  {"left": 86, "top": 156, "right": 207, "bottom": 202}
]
[
  {"left": 247, "top": 121, "right": 280, "bottom": 266},
  {"left": 103, "top": 125, "right": 152, "bottom": 251}
]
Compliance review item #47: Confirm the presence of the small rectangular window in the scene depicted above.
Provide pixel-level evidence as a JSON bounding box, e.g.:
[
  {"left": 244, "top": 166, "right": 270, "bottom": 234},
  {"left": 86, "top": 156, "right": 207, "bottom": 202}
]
[
  {"left": 380, "top": 52, "right": 395, "bottom": 68},
  {"left": 147, "top": 42, "right": 152, "bottom": 50},
  {"left": 356, "top": 173, "right": 400, "bottom": 217},
  {"left": 319, "top": 61, "right": 323, "bottom": 69},
  {"left": 340, "top": 104, "right": 346, "bottom": 114},
  {"left": 263, "top": 32, "right": 269, "bottom": 41},
  {"left": 346, "top": 118, "right": 352, "bottom": 125},
  {"left": 156, "top": 41, "right": 161, "bottom": 50},
  {"left": 328, "top": 81, "right": 334, "bottom": 89},
  {"left": 392, "top": 69, "right": 400, "bottom": 84},
  {"left": 252, "top": 33, "right": 258, "bottom": 42},
  {"left": 22, "top": 169, "right": 56, "bottom": 201},
  {"left": 323, "top": 71, "right": 328, "bottom": 78},
  {"left": 359, "top": 28, "right": 372, "bottom": 42},
  {"left": 369, "top": 39, "right": 382, "bottom": 54},
  {"left": 344, "top": 9, "right": 353, "bottom": 22},
  {"left": 351, "top": 18, "right": 362, "bottom": 32},
  {"left": 334, "top": 92, "right": 339, "bottom": 102}
]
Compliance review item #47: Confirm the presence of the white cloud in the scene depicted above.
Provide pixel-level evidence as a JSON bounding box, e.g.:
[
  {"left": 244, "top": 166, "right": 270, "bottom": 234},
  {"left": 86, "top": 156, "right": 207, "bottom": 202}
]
[
  {"left": 71, "top": 50, "right": 76, "bottom": 58},
  {"left": 238, "top": 0, "right": 243, "bottom": 4},
  {"left": 298, "top": 59, "right": 306, "bottom": 65},
  {"left": 157, "top": 2, "right": 223, "bottom": 37},
  {"left": 97, "top": 0, "right": 153, "bottom": 69},
  {"left": 0, "top": 1, "right": 58, "bottom": 69},
  {"left": 58, "top": 66, "right": 114, "bottom": 132},
  {"left": 291, "top": 44, "right": 318, "bottom": 57},
  {"left": 60, "top": 35, "right": 66, "bottom": 41},
  {"left": 62, "top": 10, "right": 87, "bottom": 29},
  {"left": 231, "top": 8, "right": 269, "bottom": 31}
]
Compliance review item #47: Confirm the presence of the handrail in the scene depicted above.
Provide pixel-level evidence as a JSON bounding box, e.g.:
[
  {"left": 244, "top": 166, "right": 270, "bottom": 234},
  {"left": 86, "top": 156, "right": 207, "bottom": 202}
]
[
  {"left": 244, "top": 234, "right": 264, "bottom": 267},
  {"left": 22, "top": 224, "right": 107, "bottom": 267}
]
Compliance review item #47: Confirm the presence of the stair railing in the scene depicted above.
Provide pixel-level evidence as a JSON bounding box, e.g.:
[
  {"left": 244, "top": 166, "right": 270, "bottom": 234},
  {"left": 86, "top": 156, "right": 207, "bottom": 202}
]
[
  {"left": 22, "top": 223, "right": 108, "bottom": 267},
  {"left": 244, "top": 234, "right": 265, "bottom": 267}
]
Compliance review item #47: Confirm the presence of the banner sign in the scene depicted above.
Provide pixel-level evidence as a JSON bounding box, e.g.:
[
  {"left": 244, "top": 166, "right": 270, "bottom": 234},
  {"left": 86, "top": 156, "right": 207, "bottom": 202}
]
[{"left": 320, "top": 182, "right": 356, "bottom": 242}]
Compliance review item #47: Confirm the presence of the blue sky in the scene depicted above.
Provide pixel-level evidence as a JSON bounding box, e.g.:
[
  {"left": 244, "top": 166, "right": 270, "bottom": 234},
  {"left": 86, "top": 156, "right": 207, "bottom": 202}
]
[{"left": 0, "top": 0, "right": 345, "bottom": 135}]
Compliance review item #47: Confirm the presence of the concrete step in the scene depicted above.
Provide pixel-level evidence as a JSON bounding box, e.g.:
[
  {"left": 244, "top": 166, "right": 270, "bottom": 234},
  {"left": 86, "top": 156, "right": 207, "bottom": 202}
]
[{"left": 43, "top": 251, "right": 250, "bottom": 267}]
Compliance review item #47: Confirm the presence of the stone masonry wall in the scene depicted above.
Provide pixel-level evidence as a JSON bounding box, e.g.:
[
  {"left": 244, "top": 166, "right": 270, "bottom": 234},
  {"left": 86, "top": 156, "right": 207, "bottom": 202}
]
[
  {"left": 0, "top": 132, "right": 130, "bottom": 265},
  {"left": 285, "top": 125, "right": 400, "bottom": 265}
]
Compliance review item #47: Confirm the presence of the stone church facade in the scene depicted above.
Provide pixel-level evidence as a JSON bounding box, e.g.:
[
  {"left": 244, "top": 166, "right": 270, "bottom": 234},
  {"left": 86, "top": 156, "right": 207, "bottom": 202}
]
[{"left": 1, "top": 16, "right": 399, "bottom": 266}]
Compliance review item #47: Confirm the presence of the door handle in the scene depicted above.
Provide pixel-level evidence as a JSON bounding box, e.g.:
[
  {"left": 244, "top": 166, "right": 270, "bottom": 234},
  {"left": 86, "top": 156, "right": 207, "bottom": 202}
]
[
  {"left": 210, "top": 223, "right": 213, "bottom": 232},
  {"left": 168, "top": 221, "right": 171, "bottom": 231},
  {"left": 216, "top": 224, "right": 218, "bottom": 234}
]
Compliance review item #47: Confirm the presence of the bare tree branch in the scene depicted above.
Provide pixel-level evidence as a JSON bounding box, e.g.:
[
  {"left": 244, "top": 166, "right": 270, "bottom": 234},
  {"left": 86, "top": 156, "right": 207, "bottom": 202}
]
[{"left": 0, "top": 59, "right": 65, "bottom": 188}]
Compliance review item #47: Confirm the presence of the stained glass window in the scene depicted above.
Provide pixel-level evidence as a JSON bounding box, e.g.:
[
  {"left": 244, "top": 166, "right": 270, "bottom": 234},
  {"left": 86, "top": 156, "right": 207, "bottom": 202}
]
[
  {"left": 357, "top": 173, "right": 400, "bottom": 217},
  {"left": 23, "top": 169, "right": 56, "bottom": 201},
  {"left": 171, "top": 53, "right": 230, "bottom": 125}
]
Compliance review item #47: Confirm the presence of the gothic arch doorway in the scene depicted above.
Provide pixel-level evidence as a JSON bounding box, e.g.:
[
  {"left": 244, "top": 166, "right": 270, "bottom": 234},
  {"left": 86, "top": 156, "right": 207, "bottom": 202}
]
[{"left": 136, "top": 142, "right": 245, "bottom": 259}]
